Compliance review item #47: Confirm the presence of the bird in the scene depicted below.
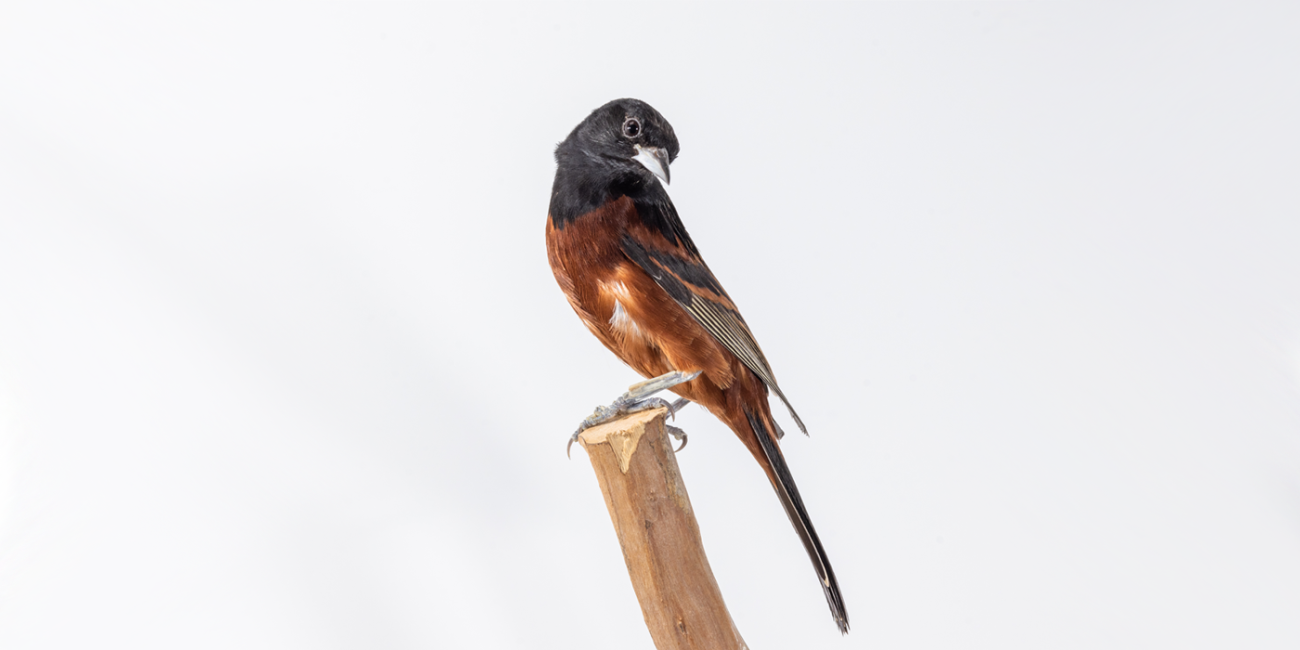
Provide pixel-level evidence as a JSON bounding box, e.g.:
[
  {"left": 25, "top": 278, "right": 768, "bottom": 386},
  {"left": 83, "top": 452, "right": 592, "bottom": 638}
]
[{"left": 545, "top": 98, "right": 848, "bottom": 634}]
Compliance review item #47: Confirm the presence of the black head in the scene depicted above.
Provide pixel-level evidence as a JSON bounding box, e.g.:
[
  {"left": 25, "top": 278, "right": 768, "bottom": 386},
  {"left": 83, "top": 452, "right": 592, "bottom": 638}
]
[
  {"left": 549, "top": 99, "right": 695, "bottom": 248},
  {"left": 554, "top": 98, "right": 680, "bottom": 191}
]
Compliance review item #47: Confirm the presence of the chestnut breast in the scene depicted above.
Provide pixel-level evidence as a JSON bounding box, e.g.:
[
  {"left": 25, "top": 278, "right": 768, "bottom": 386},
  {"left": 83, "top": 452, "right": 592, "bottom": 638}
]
[{"left": 545, "top": 197, "right": 737, "bottom": 398}]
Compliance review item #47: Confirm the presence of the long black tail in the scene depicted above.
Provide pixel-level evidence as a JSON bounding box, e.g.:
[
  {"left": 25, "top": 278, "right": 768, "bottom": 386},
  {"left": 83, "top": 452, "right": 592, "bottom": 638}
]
[{"left": 747, "top": 409, "right": 849, "bottom": 633}]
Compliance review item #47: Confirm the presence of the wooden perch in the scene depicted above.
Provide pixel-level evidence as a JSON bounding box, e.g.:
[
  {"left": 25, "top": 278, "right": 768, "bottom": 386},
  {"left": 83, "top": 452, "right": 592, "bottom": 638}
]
[{"left": 577, "top": 407, "right": 748, "bottom": 650}]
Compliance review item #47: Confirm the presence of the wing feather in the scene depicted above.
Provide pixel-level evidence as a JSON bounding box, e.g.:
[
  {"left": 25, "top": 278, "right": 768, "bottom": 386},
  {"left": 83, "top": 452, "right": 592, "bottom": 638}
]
[{"left": 622, "top": 232, "right": 807, "bottom": 436}]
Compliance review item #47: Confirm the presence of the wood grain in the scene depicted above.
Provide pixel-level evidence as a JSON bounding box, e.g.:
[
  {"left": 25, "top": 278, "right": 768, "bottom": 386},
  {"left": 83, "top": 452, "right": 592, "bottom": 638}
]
[{"left": 578, "top": 408, "right": 748, "bottom": 650}]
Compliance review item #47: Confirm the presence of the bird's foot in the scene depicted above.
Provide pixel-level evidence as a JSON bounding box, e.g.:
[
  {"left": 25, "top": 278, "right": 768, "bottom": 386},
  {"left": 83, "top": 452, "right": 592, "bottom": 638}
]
[
  {"left": 665, "top": 424, "right": 688, "bottom": 452},
  {"left": 663, "top": 396, "right": 691, "bottom": 451},
  {"left": 567, "top": 370, "right": 699, "bottom": 458}
]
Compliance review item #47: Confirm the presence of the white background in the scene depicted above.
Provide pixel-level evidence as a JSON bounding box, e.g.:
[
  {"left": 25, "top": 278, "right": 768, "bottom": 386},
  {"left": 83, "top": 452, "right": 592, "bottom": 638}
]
[{"left": 1, "top": 4, "right": 1297, "bottom": 648}]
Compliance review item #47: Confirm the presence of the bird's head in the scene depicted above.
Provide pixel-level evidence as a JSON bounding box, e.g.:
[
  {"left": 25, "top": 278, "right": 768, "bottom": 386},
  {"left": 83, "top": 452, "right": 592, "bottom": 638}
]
[{"left": 556, "top": 98, "right": 679, "bottom": 188}]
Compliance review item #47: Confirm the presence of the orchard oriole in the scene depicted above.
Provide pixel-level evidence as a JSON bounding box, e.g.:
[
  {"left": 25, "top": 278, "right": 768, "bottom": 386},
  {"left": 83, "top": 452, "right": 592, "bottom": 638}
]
[{"left": 546, "top": 98, "right": 848, "bottom": 633}]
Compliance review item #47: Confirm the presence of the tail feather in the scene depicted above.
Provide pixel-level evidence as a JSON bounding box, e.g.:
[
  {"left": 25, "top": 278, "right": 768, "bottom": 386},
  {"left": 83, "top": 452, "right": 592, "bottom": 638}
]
[{"left": 747, "top": 409, "right": 849, "bottom": 633}]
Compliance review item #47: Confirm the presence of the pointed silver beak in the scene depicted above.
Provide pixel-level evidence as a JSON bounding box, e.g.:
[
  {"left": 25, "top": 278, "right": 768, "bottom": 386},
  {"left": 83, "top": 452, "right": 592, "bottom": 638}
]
[{"left": 632, "top": 145, "right": 671, "bottom": 185}]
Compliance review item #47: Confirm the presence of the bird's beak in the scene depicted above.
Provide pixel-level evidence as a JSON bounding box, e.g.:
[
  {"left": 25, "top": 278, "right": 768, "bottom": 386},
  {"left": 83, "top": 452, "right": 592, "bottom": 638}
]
[{"left": 632, "top": 145, "right": 671, "bottom": 185}]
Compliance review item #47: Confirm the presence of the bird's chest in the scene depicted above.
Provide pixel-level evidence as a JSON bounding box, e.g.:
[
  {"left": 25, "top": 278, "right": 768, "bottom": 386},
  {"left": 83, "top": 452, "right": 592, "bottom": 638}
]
[{"left": 545, "top": 206, "right": 657, "bottom": 349}]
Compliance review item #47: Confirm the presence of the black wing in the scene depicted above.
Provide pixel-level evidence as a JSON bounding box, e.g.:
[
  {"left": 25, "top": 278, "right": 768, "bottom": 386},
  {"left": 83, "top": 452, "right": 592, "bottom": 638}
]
[{"left": 621, "top": 230, "right": 807, "bottom": 436}]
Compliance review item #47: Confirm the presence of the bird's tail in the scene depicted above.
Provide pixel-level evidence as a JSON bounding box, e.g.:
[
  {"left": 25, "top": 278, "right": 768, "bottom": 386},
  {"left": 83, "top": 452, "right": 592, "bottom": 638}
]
[{"left": 746, "top": 408, "right": 849, "bottom": 634}]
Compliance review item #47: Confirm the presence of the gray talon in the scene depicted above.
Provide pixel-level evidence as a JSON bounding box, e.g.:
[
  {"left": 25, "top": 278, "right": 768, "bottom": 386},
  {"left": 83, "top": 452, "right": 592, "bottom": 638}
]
[
  {"left": 667, "top": 397, "right": 690, "bottom": 417},
  {"left": 666, "top": 424, "right": 688, "bottom": 452},
  {"left": 567, "top": 370, "right": 701, "bottom": 458}
]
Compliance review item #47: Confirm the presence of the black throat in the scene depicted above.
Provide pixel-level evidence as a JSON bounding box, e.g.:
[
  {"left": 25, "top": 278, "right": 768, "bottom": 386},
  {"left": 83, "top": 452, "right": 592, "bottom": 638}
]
[{"left": 548, "top": 150, "right": 699, "bottom": 254}]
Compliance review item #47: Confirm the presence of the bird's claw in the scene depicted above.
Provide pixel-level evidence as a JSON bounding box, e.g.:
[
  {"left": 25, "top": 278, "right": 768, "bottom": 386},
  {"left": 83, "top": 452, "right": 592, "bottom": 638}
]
[
  {"left": 666, "top": 397, "right": 690, "bottom": 418},
  {"left": 666, "top": 424, "right": 688, "bottom": 452},
  {"left": 566, "top": 430, "right": 581, "bottom": 459},
  {"left": 567, "top": 370, "right": 700, "bottom": 458}
]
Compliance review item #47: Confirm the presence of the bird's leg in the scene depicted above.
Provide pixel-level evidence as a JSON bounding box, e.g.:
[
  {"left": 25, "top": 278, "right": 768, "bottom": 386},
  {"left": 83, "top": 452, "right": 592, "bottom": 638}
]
[
  {"left": 666, "top": 396, "right": 691, "bottom": 415},
  {"left": 568, "top": 370, "right": 700, "bottom": 457}
]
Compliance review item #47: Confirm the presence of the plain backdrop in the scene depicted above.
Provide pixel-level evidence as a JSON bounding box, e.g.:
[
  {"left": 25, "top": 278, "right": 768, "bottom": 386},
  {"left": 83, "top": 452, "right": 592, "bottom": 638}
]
[{"left": 1, "top": 3, "right": 1297, "bottom": 649}]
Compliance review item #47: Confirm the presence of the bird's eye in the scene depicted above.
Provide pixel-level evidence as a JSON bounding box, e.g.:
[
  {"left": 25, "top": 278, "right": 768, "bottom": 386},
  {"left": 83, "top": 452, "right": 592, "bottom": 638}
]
[{"left": 622, "top": 117, "right": 642, "bottom": 138}]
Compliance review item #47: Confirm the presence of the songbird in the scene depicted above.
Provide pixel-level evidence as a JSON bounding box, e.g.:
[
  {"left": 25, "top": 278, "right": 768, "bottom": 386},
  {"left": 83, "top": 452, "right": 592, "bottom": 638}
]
[{"left": 545, "top": 98, "right": 848, "bottom": 633}]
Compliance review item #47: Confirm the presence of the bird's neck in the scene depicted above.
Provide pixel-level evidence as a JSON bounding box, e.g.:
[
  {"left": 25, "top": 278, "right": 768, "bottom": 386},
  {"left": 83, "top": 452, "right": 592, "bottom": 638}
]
[{"left": 549, "top": 163, "right": 660, "bottom": 229}]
